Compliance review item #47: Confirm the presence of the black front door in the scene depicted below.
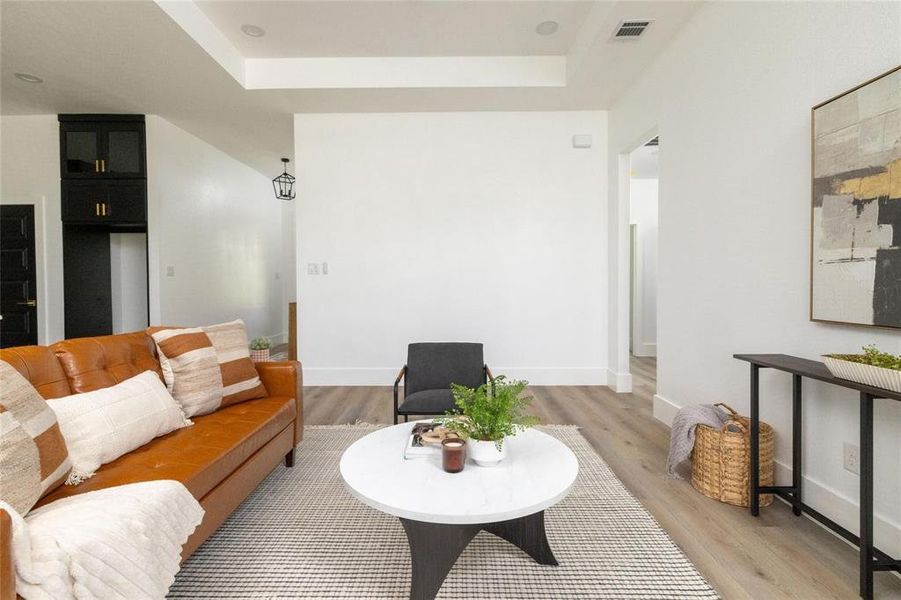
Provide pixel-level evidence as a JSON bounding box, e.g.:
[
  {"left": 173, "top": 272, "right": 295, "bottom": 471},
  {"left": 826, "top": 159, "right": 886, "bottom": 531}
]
[{"left": 1, "top": 205, "right": 39, "bottom": 347}]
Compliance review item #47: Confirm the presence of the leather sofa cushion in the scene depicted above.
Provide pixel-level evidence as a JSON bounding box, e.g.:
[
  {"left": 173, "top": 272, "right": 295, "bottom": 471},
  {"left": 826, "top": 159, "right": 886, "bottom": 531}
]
[
  {"left": 35, "top": 395, "right": 296, "bottom": 508},
  {"left": 0, "top": 346, "right": 72, "bottom": 399},
  {"left": 51, "top": 333, "right": 162, "bottom": 394}
]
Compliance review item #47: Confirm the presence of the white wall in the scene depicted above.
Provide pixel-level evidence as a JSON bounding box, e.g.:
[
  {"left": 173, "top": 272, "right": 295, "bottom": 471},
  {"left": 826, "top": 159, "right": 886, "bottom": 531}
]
[
  {"left": 1, "top": 114, "right": 286, "bottom": 344},
  {"left": 109, "top": 233, "right": 148, "bottom": 333},
  {"left": 608, "top": 2, "right": 901, "bottom": 555},
  {"left": 295, "top": 111, "right": 608, "bottom": 385},
  {"left": 629, "top": 178, "right": 657, "bottom": 357},
  {"left": 146, "top": 115, "right": 285, "bottom": 340},
  {"left": 0, "top": 115, "right": 64, "bottom": 344}
]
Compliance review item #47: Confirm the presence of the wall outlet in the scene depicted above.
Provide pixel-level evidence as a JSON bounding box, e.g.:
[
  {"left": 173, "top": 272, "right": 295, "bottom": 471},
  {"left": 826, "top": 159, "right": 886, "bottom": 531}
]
[
  {"left": 166, "top": 265, "right": 175, "bottom": 277},
  {"left": 322, "top": 262, "right": 328, "bottom": 275},
  {"left": 307, "top": 263, "right": 319, "bottom": 275},
  {"left": 843, "top": 442, "right": 860, "bottom": 475}
]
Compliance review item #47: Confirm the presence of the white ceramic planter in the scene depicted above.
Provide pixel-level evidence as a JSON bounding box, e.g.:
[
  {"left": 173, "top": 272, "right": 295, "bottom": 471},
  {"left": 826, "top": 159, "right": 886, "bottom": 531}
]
[
  {"left": 822, "top": 356, "right": 901, "bottom": 393},
  {"left": 468, "top": 439, "right": 507, "bottom": 467}
]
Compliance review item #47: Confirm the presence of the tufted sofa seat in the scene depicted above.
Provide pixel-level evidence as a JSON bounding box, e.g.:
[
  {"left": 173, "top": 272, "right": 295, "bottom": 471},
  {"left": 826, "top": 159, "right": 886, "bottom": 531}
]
[{"left": 0, "top": 330, "right": 303, "bottom": 598}]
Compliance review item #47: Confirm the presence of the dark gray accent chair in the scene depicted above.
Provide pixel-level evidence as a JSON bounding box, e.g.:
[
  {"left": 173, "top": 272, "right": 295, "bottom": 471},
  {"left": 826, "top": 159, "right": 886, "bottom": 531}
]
[{"left": 393, "top": 342, "right": 493, "bottom": 424}]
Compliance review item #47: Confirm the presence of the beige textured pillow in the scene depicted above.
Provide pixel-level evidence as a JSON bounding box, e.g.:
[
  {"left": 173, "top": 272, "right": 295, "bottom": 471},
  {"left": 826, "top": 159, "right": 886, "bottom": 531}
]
[
  {"left": 151, "top": 327, "right": 224, "bottom": 417},
  {"left": 0, "top": 408, "right": 41, "bottom": 514},
  {"left": 150, "top": 319, "right": 267, "bottom": 416},
  {"left": 50, "top": 370, "right": 192, "bottom": 484},
  {"left": 0, "top": 360, "right": 71, "bottom": 500},
  {"left": 202, "top": 319, "right": 267, "bottom": 408}
]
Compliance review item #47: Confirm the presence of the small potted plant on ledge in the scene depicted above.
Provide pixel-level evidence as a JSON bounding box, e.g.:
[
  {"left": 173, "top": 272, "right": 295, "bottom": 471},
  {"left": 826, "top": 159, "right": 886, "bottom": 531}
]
[
  {"left": 823, "top": 345, "right": 901, "bottom": 393},
  {"left": 249, "top": 337, "right": 272, "bottom": 363},
  {"left": 435, "top": 376, "right": 539, "bottom": 467}
]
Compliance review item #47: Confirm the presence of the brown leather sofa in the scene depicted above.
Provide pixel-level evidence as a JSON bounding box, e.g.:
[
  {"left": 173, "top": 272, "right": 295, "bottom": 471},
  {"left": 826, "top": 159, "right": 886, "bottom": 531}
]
[{"left": 0, "top": 331, "right": 303, "bottom": 599}]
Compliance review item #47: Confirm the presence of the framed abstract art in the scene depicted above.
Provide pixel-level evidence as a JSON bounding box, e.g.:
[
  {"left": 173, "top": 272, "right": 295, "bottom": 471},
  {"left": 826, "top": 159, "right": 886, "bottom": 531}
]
[{"left": 811, "top": 65, "right": 901, "bottom": 329}]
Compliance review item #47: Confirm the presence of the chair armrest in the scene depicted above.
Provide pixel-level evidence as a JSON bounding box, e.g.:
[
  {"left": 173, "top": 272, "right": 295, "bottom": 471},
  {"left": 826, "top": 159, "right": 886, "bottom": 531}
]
[
  {"left": 485, "top": 365, "right": 495, "bottom": 383},
  {"left": 256, "top": 361, "right": 303, "bottom": 446},
  {"left": 394, "top": 366, "right": 407, "bottom": 412},
  {"left": 1, "top": 508, "right": 14, "bottom": 600}
]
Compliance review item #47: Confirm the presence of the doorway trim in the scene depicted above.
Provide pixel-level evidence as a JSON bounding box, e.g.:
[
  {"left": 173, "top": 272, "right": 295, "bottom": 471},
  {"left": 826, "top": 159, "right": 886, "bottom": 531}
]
[{"left": 607, "top": 126, "right": 659, "bottom": 394}]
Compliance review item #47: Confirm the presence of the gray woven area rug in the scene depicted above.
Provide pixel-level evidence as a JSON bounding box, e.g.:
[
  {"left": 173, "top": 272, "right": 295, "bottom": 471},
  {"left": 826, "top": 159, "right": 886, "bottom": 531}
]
[{"left": 170, "top": 425, "right": 718, "bottom": 599}]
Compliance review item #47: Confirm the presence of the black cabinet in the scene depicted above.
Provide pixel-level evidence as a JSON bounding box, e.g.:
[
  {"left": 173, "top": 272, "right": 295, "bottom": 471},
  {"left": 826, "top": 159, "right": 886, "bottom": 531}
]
[
  {"left": 59, "top": 114, "right": 148, "bottom": 338},
  {"left": 59, "top": 115, "right": 146, "bottom": 179},
  {"left": 63, "top": 227, "right": 114, "bottom": 339},
  {"left": 62, "top": 181, "right": 146, "bottom": 225}
]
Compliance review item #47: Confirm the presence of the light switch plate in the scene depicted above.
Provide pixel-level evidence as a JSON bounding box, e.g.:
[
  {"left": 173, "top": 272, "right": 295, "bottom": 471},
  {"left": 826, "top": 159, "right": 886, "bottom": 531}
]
[
  {"left": 307, "top": 263, "right": 319, "bottom": 275},
  {"left": 166, "top": 266, "right": 175, "bottom": 277}
]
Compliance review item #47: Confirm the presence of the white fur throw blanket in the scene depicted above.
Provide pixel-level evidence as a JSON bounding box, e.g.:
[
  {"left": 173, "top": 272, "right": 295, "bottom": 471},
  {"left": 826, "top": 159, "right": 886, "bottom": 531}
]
[
  {"left": 1, "top": 480, "right": 204, "bottom": 600},
  {"left": 666, "top": 404, "right": 729, "bottom": 479}
]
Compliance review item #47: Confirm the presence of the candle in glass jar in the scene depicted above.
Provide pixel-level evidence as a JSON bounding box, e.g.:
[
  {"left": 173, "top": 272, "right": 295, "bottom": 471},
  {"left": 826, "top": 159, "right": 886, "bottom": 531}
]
[{"left": 442, "top": 438, "right": 466, "bottom": 473}]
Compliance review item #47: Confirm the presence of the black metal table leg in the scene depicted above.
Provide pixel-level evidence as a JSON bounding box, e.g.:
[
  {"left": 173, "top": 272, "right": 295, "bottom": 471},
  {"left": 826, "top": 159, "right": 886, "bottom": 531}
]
[
  {"left": 400, "top": 511, "right": 558, "bottom": 600},
  {"left": 792, "top": 374, "right": 803, "bottom": 516},
  {"left": 750, "top": 364, "right": 760, "bottom": 517},
  {"left": 860, "top": 392, "right": 874, "bottom": 600}
]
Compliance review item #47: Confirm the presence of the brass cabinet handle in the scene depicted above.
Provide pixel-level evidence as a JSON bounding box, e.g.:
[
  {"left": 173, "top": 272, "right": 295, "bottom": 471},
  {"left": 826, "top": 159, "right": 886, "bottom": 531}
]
[
  {"left": 101, "top": 203, "right": 107, "bottom": 216},
  {"left": 95, "top": 203, "right": 100, "bottom": 216},
  {"left": 101, "top": 159, "right": 106, "bottom": 172},
  {"left": 16, "top": 300, "right": 37, "bottom": 308},
  {"left": 95, "top": 159, "right": 99, "bottom": 173}
]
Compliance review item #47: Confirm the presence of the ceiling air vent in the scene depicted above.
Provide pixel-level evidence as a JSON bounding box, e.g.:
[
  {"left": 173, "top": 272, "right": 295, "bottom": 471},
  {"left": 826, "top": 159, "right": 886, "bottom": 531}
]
[
  {"left": 645, "top": 137, "right": 659, "bottom": 147},
  {"left": 612, "top": 20, "right": 652, "bottom": 41}
]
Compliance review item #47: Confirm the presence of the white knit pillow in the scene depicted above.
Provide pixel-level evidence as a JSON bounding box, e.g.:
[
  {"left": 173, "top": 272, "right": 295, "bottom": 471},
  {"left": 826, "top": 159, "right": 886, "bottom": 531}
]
[{"left": 49, "top": 371, "right": 191, "bottom": 484}]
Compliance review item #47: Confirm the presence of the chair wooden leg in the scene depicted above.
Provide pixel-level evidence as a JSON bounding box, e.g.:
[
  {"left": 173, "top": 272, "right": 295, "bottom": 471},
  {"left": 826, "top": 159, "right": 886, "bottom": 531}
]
[{"left": 284, "top": 448, "right": 295, "bottom": 468}]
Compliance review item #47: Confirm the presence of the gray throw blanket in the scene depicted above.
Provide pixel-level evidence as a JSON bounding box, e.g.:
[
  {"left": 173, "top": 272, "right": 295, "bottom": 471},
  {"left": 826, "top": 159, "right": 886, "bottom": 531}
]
[{"left": 667, "top": 404, "right": 729, "bottom": 479}]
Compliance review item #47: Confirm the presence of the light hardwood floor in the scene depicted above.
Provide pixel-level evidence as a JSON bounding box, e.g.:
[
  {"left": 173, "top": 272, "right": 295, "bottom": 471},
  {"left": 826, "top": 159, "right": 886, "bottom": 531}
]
[{"left": 303, "top": 356, "right": 901, "bottom": 599}]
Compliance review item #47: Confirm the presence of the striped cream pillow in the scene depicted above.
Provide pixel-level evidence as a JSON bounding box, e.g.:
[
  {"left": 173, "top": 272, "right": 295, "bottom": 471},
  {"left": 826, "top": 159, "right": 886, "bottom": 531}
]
[
  {"left": 202, "top": 320, "right": 267, "bottom": 408},
  {"left": 0, "top": 360, "right": 72, "bottom": 507},
  {"left": 151, "top": 328, "right": 224, "bottom": 417},
  {"left": 151, "top": 320, "right": 266, "bottom": 416}
]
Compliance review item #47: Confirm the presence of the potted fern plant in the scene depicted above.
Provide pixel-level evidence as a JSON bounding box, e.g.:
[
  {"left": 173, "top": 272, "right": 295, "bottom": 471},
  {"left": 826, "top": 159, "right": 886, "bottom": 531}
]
[
  {"left": 249, "top": 336, "right": 272, "bottom": 363},
  {"left": 823, "top": 345, "right": 901, "bottom": 393},
  {"left": 435, "top": 376, "right": 539, "bottom": 467}
]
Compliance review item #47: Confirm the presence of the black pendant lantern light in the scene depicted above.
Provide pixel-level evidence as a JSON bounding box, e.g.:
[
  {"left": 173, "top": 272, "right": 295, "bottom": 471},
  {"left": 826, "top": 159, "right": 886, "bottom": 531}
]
[{"left": 272, "top": 158, "right": 296, "bottom": 200}]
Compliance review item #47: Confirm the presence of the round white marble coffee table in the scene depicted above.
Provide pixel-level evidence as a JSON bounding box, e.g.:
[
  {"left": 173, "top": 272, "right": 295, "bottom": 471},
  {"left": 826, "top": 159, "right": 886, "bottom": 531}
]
[{"left": 340, "top": 422, "right": 579, "bottom": 600}]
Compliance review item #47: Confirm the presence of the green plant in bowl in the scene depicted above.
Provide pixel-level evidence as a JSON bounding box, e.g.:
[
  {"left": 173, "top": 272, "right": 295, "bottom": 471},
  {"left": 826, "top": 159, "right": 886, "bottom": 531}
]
[
  {"left": 435, "top": 376, "right": 539, "bottom": 452},
  {"left": 825, "top": 345, "right": 901, "bottom": 370},
  {"left": 249, "top": 336, "right": 272, "bottom": 351}
]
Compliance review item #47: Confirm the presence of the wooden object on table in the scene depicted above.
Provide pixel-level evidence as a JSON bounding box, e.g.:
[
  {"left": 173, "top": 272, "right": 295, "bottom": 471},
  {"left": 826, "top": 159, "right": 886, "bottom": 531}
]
[{"left": 288, "top": 302, "right": 297, "bottom": 361}]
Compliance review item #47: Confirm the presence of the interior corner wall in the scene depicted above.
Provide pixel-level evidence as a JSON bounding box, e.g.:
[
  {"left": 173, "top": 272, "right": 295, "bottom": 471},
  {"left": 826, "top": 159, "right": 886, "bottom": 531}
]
[
  {"left": 0, "top": 115, "right": 64, "bottom": 344},
  {"left": 145, "top": 115, "right": 284, "bottom": 340},
  {"left": 608, "top": 2, "right": 901, "bottom": 554},
  {"left": 294, "top": 111, "right": 608, "bottom": 386}
]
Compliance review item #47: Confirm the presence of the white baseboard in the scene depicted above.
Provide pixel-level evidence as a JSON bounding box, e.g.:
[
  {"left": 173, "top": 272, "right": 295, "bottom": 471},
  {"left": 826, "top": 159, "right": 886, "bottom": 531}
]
[
  {"left": 606, "top": 369, "right": 633, "bottom": 393},
  {"left": 653, "top": 394, "right": 901, "bottom": 558},
  {"left": 303, "top": 367, "right": 608, "bottom": 387},
  {"left": 653, "top": 393, "right": 679, "bottom": 426},
  {"left": 633, "top": 342, "right": 657, "bottom": 357}
]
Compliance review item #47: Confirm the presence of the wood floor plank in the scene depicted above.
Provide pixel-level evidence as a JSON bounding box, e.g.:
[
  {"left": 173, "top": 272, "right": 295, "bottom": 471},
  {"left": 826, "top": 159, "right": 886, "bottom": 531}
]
[{"left": 302, "top": 358, "right": 901, "bottom": 599}]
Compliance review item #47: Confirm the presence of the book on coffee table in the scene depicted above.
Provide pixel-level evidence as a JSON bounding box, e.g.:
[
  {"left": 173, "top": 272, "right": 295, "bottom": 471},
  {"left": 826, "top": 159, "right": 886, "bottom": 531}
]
[{"left": 403, "top": 423, "right": 460, "bottom": 460}]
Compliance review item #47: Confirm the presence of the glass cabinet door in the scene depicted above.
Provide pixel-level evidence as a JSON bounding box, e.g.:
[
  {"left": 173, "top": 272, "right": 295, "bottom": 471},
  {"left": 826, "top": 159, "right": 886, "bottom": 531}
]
[
  {"left": 103, "top": 124, "right": 145, "bottom": 177},
  {"left": 62, "top": 127, "right": 101, "bottom": 176}
]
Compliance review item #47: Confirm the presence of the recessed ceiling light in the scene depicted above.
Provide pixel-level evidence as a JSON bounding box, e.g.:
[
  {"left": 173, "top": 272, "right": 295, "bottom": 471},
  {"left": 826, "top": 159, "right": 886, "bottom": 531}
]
[
  {"left": 536, "top": 21, "right": 559, "bottom": 36},
  {"left": 241, "top": 24, "right": 265, "bottom": 38},
  {"left": 14, "top": 72, "right": 43, "bottom": 84}
]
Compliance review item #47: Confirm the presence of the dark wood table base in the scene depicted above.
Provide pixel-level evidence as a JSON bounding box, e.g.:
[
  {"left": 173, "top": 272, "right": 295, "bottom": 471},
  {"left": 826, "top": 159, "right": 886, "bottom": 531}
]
[{"left": 400, "top": 510, "right": 558, "bottom": 600}]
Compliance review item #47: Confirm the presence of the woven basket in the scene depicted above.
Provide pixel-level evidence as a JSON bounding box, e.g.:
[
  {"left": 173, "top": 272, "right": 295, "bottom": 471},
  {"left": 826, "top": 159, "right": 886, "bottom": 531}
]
[
  {"left": 250, "top": 348, "right": 270, "bottom": 363},
  {"left": 691, "top": 403, "right": 774, "bottom": 508}
]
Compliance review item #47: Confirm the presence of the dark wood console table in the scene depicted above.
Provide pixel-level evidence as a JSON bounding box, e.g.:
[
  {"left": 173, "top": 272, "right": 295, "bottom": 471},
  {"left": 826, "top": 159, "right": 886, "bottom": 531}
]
[{"left": 734, "top": 354, "right": 901, "bottom": 599}]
